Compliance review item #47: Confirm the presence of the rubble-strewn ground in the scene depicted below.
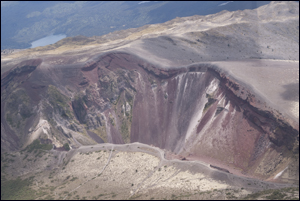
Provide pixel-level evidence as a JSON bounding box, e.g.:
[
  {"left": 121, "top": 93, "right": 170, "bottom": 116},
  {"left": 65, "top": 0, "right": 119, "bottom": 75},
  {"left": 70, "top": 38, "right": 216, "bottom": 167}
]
[{"left": 1, "top": 143, "right": 298, "bottom": 200}]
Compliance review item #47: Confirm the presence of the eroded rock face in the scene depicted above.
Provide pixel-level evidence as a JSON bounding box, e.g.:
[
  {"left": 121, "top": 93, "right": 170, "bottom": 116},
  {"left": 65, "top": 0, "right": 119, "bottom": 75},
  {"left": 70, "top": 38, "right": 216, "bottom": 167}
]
[{"left": 1, "top": 52, "right": 299, "bottom": 183}]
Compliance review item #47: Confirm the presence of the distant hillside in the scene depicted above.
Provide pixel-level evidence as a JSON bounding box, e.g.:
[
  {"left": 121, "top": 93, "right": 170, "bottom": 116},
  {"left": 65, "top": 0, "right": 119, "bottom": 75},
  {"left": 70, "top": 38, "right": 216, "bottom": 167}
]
[{"left": 1, "top": 1, "right": 270, "bottom": 50}]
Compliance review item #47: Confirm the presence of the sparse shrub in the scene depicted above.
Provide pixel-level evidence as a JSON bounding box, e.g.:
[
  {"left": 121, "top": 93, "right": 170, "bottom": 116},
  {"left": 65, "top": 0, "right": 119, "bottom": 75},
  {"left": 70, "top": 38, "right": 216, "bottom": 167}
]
[
  {"left": 48, "top": 85, "right": 73, "bottom": 119},
  {"left": 44, "top": 195, "right": 55, "bottom": 200},
  {"left": 1, "top": 177, "right": 36, "bottom": 200},
  {"left": 24, "top": 139, "right": 52, "bottom": 153},
  {"left": 36, "top": 190, "right": 47, "bottom": 197},
  {"left": 203, "top": 95, "right": 216, "bottom": 112},
  {"left": 22, "top": 154, "right": 28, "bottom": 160},
  {"left": 266, "top": 191, "right": 287, "bottom": 200},
  {"left": 63, "top": 143, "right": 70, "bottom": 151},
  {"left": 6, "top": 113, "right": 13, "bottom": 126}
]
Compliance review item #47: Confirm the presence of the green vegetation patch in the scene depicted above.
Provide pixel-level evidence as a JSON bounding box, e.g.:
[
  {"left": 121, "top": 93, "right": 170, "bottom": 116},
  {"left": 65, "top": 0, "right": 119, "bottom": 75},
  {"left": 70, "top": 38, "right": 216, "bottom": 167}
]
[
  {"left": 5, "top": 113, "right": 14, "bottom": 127},
  {"left": 243, "top": 187, "right": 299, "bottom": 200},
  {"left": 266, "top": 191, "right": 287, "bottom": 200},
  {"left": 203, "top": 93, "right": 217, "bottom": 112},
  {"left": 24, "top": 139, "right": 52, "bottom": 153},
  {"left": 48, "top": 85, "right": 73, "bottom": 119},
  {"left": 70, "top": 177, "right": 78, "bottom": 182},
  {"left": 109, "top": 115, "right": 115, "bottom": 126},
  {"left": 90, "top": 125, "right": 107, "bottom": 143},
  {"left": 5, "top": 89, "right": 33, "bottom": 128},
  {"left": 120, "top": 119, "right": 130, "bottom": 143},
  {"left": 72, "top": 94, "right": 87, "bottom": 123},
  {"left": 1, "top": 177, "right": 36, "bottom": 200},
  {"left": 63, "top": 143, "right": 70, "bottom": 151}
]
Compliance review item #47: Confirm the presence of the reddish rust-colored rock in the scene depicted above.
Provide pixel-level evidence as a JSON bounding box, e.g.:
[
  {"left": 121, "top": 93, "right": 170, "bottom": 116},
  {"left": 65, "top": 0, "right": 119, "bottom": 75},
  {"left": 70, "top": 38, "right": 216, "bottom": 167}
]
[{"left": 1, "top": 52, "right": 298, "bottom": 183}]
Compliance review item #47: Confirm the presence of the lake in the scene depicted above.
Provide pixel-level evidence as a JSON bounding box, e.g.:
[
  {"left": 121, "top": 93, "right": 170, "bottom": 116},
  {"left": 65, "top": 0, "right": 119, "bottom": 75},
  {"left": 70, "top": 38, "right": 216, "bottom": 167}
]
[{"left": 30, "top": 34, "right": 66, "bottom": 48}]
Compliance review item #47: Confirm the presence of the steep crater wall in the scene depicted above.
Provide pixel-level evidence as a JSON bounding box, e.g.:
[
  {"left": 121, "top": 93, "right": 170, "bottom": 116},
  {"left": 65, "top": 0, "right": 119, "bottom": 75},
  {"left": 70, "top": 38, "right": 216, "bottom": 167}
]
[{"left": 1, "top": 52, "right": 298, "bottom": 183}]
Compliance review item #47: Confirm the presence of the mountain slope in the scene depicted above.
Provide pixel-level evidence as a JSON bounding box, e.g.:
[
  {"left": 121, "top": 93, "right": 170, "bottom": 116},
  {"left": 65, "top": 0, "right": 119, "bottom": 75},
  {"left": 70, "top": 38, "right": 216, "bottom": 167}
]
[{"left": 1, "top": 2, "right": 299, "bottom": 198}]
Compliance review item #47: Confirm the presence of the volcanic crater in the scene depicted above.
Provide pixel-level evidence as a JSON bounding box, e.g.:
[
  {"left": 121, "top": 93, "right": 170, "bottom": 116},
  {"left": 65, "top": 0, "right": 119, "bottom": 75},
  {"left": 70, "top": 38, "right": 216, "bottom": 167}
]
[{"left": 1, "top": 1, "right": 299, "bottom": 200}]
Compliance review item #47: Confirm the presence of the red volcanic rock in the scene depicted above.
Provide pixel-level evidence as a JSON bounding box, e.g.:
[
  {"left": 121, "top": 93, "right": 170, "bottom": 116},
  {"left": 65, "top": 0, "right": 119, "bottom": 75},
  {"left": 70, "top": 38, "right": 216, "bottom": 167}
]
[
  {"left": 1, "top": 59, "right": 42, "bottom": 89},
  {"left": 1, "top": 52, "right": 298, "bottom": 183}
]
